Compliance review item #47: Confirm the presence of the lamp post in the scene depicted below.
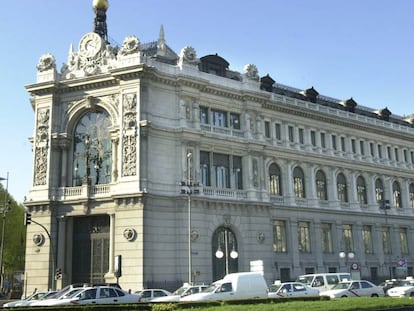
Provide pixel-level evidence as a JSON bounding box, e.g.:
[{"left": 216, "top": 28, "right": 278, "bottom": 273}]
[
  {"left": 339, "top": 251, "right": 355, "bottom": 273},
  {"left": 180, "top": 153, "right": 200, "bottom": 284},
  {"left": 215, "top": 227, "right": 238, "bottom": 275},
  {"left": 380, "top": 198, "right": 391, "bottom": 279},
  {"left": 0, "top": 173, "right": 9, "bottom": 292}
]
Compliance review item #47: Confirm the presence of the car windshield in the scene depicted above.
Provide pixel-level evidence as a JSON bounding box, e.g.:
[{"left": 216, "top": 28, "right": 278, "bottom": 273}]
[
  {"left": 296, "top": 276, "right": 313, "bottom": 285},
  {"left": 332, "top": 282, "right": 351, "bottom": 290},
  {"left": 172, "top": 286, "right": 189, "bottom": 296},
  {"left": 202, "top": 283, "right": 220, "bottom": 293},
  {"left": 268, "top": 284, "right": 281, "bottom": 292}
]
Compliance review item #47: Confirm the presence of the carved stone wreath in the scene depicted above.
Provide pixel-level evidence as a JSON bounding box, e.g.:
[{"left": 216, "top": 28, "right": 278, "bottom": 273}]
[
  {"left": 119, "top": 36, "right": 140, "bottom": 55},
  {"left": 123, "top": 228, "right": 137, "bottom": 241},
  {"left": 33, "top": 233, "right": 45, "bottom": 246}
]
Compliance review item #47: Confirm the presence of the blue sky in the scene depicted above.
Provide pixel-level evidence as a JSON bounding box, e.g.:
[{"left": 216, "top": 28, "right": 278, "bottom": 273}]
[{"left": 1, "top": 0, "right": 413, "bottom": 202}]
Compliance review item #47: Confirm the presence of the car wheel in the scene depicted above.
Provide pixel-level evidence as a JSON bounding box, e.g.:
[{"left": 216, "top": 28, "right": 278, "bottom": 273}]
[
  {"left": 410, "top": 292, "right": 414, "bottom": 297},
  {"left": 341, "top": 295, "right": 348, "bottom": 298},
  {"left": 371, "top": 294, "right": 379, "bottom": 297}
]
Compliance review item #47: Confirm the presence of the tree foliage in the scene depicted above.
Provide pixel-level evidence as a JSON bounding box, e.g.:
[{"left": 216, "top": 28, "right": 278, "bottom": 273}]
[{"left": 0, "top": 184, "right": 26, "bottom": 289}]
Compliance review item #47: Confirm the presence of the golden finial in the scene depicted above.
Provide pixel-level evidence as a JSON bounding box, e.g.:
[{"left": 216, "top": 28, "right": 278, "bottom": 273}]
[{"left": 93, "top": 0, "right": 109, "bottom": 11}]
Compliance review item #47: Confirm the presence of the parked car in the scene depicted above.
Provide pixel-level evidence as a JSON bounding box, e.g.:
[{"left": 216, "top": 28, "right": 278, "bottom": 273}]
[
  {"left": 30, "top": 286, "right": 140, "bottom": 306},
  {"left": 180, "top": 272, "right": 268, "bottom": 302},
  {"left": 320, "top": 280, "right": 384, "bottom": 298},
  {"left": 387, "top": 281, "right": 414, "bottom": 298},
  {"left": 3, "top": 291, "right": 56, "bottom": 308},
  {"left": 135, "top": 289, "right": 171, "bottom": 302},
  {"left": 379, "top": 279, "right": 411, "bottom": 296},
  {"left": 151, "top": 284, "right": 208, "bottom": 302},
  {"left": 296, "top": 273, "right": 351, "bottom": 293},
  {"left": 268, "top": 281, "right": 319, "bottom": 298}
]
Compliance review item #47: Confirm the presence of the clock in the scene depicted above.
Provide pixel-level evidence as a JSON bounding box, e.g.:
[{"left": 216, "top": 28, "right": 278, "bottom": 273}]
[{"left": 79, "top": 32, "right": 103, "bottom": 57}]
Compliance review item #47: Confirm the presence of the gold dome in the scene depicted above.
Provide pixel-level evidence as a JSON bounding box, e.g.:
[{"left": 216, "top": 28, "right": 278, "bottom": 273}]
[{"left": 93, "top": 0, "right": 109, "bottom": 10}]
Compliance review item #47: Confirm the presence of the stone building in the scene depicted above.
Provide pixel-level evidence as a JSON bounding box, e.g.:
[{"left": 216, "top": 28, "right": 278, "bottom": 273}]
[{"left": 24, "top": 0, "right": 414, "bottom": 294}]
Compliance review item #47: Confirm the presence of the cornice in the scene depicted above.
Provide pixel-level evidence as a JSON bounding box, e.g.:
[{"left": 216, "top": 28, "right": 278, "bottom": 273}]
[{"left": 263, "top": 101, "right": 414, "bottom": 142}]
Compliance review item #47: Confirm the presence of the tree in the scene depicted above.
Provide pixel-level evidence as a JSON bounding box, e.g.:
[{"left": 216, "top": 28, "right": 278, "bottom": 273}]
[{"left": 0, "top": 185, "right": 26, "bottom": 293}]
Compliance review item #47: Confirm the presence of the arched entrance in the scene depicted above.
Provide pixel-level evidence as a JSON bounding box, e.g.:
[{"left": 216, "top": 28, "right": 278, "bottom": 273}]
[{"left": 212, "top": 226, "right": 239, "bottom": 281}]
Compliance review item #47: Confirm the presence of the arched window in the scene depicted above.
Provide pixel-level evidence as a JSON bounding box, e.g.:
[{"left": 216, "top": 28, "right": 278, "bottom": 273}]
[
  {"left": 356, "top": 176, "right": 367, "bottom": 205},
  {"left": 410, "top": 183, "right": 414, "bottom": 208},
  {"left": 269, "top": 163, "right": 282, "bottom": 195},
  {"left": 315, "top": 170, "right": 327, "bottom": 200},
  {"left": 72, "top": 110, "right": 112, "bottom": 186},
  {"left": 393, "top": 181, "right": 402, "bottom": 208},
  {"left": 375, "top": 178, "right": 384, "bottom": 203},
  {"left": 293, "top": 167, "right": 305, "bottom": 198},
  {"left": 337, "top": 173, "right": 348, "bottom": 202}
]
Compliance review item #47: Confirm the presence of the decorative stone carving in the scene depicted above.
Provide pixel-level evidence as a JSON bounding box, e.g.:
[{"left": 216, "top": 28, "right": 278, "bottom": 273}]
[
  {"left": 119, "top": 35, "right": 140, "bottom": 56},
  {"left": 34, "top": 146, "right": 48, "bottom": 186},
  {"left": 257, "top": 232, "right": 265, "bottom": 244},
  {"left": 33, "top": 233, "right": 45, "bottom": 246},
  {"left": 243, "top": 64, "right": 259, "bottom": 81},
  {"left": 122, "top": 93, "right": 137, "bottom": 177},
  {"left": 179, "top": 46, "right": 199, "bottom": 65},
  {"left": 123, "top": 228, "right": 137, "bottom": 241},
  {"left": 37, "top": 54, "right": 56, "bottom": 72}
]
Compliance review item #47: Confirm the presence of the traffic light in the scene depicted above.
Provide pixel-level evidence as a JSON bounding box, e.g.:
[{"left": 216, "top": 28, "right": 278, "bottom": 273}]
[
  {"left": 24, "top": 212, "right": 32, "bottom": 226},
  {"left": 55, "top": 268, "right": 62, "bottom": 280}
]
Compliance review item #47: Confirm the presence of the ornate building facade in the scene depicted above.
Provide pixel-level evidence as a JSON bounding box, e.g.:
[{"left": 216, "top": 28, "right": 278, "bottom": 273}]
[{"left": 24, "top": 0, "right": 414, "bottom": 294}]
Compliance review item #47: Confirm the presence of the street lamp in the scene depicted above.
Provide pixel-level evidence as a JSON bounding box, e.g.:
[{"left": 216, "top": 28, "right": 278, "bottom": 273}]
[
  {"left": 180, "top": 152, "right": 200, "bottom": 284},
  {"left": 0, "top": 173, "right": 10, "bottom": 292},
  {"left": 339, "top": 251, "right": 355, "bottom": 272}
]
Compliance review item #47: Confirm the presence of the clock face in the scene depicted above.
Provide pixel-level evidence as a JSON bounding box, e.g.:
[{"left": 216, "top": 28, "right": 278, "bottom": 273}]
[{"left": 79, "top": 33, "right": 103, "bottom": 57}]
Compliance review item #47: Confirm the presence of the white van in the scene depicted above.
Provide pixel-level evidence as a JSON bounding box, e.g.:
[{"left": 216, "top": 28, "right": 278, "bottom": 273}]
[
  {"left": 180, "top": 272, "right": 268, "bottom": 301},
  {"left": 296, "top": 273, "right": 351, "bottom": 292}
]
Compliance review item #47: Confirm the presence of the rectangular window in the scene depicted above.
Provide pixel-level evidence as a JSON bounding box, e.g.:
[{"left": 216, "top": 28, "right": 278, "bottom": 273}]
[
  {"left": 298, "top": 221, "right": 311, "bottom": 253},
  {"left": 288, "top": 126, "right": 294, "bottom": 142},
  {"left": 264, "top": 121, "right": 271, "bottom": 138},
  {"left": 232, "top": 156, "right": 243, "bottom": 189},
  {"left": 370, "top": 143, "right": 374, "bottom": 157},
  {"left": 394, "top": 148, "right": 399, "bottom": 162},
  {"left": 321, "top": 223, "right": 333, "bottom": 253},
  {"left": 273, "top": 220, "right": 287, "bottom": 253},
  {"left": 387, "top": 146, "right": 391, "bottom": 159},
  {"left": 310, "top": 130, "right": 316, "bottom": 146},
  {"left": 378, "top": 144, "right": 382, "bottom": 158},
  {"left": 298, "top": 128, "right": 304, "bottom": 144},
  {"left": 411, "top": 151, "right": 414, "bottom": 164},
  {"left": 382, "top": 227, "right": 391, "bottom": 255},
  {"left": 200, "top": 151, "right": 210, "bottom": 186},
  {"left": 341, "top": 137, "right": 346, "bottom": 152},
  {"left": 400, "top": 228, "right": 409, "bottom": 254},
  {"left": 360, "top": 140, "right": 365, "bottom": 155},
  {"left": 321, "top": 133, "right": 326, "bottom": 149},
  {"left": 362, "top": 225, "right": 373, "bottom": 254},
  {"left": 199, "top": 106, "right": 209, "bottom": 124},
  {"left": 229, "top": 113, "right": 240, "bottom": 129},
  {"left": 332, "top": 135, "right": 337, "bottom": 150},
  {"left": 211, "top": 110, "right": 227, "bottom": 127},
  {"left": 213, "top": 153, "right": 229, "bottom": 188},
  {"left": 275, "top": 123, "right": 281, "bottom": 140},
  {"left": 404, "top": 150, "right": 408, "bottom": 162},
  {"left": 351, "top": 139, "right": 356, "bottom": 153},
  {"left": 342, "top": 224, "right": 354, "bottom": 252}
]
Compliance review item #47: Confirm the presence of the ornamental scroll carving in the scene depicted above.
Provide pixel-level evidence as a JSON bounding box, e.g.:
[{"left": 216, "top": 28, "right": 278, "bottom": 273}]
[
  {"left": 122, "top": 93, "right": 137, "bottom": 177},
  {"left": 34, "top": 109, "right": 50, "bottom": 186}
]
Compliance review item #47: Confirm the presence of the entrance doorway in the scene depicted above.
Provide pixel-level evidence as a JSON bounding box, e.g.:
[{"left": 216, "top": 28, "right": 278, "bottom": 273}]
[
  {"left": 212, "top": 226, "right": 239, "bottom": 281},
  {"left": 72, "top": 215, "right": 110, "bottom": 284}
]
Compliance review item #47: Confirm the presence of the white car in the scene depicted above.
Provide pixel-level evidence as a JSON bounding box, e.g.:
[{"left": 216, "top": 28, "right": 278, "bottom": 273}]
[
  {"left": 135, "top": 288, "right": 171, "bottom": 302},
  {"left": 152, "top": 284, "right": 208, "bottom": 302},
  {"left": 387, "top": 282, "right": 414, "bottom": 297},
  {"left": 321, "top": 280, "right": 384, "bottom": 298},
  {"left": 268, "top": 282, "right": 319, "bottom": 298},
  {"left": 3, "top": 291, "right": 56, "bottom": 308},
  {"left": 30, "top": 286, "right": 139, "bottom": 306}
]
